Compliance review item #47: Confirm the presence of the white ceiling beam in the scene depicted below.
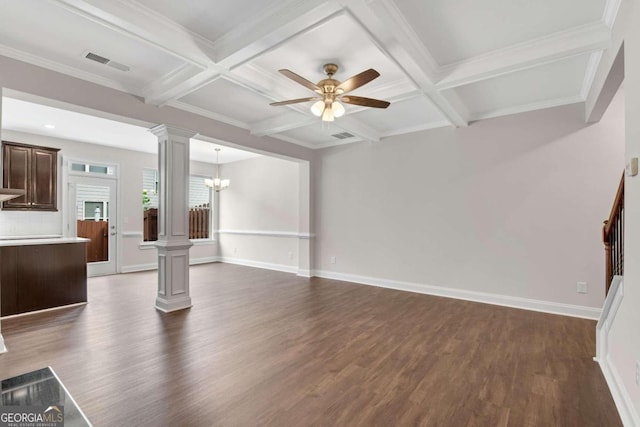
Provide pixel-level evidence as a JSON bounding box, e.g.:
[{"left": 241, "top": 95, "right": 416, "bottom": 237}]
[
  {"left": 342, "top": 0, "right": 469, "bottom": 127},
  {"left": 212, "top": 0, "right": 343, "bottom": 68},
  {"left": 436, "top": 23, "right": 612, "bottom": 90},
  {"left": 167, "top": 100, "right": 249, "bottom": 130},
  {"left": 134, "top": 0, "right": 345, "bottom": 105},
  {"left": 143, "top": 69, "right": 224, "bottom": 106},
  {"left": 250, "top": 113, "right": 317, "bottom": 137},
  {"left": 585, "top": 44, "right": 623, "bottom": 123}
]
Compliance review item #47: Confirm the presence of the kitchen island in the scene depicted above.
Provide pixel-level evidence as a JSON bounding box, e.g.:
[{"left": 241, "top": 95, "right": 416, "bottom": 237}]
[{"left": 0, "top": 237, "right": 89, "bottom": 317}]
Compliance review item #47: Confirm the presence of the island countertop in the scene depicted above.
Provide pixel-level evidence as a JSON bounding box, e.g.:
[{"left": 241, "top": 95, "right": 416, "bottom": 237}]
[{"left": 0, "top": 237, "right": 90, "bottom": 247}]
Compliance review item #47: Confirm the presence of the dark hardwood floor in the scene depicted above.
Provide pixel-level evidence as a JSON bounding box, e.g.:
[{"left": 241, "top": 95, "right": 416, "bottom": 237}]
[{"left": 0, "top": 263, "right": 621, "bottom": 426}]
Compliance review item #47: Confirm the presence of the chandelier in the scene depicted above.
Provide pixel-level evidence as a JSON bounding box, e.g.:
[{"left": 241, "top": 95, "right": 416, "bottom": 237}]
[{"left": 204, "top": 148, "right": 230, "bottom": 192}]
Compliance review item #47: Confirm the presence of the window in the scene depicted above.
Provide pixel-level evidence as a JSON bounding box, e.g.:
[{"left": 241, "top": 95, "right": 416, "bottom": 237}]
[
  {"left": 83, "top": 201, "right": 109, "bottom": 221},
  {"left": 71, "top": 162, "right": 115, "bottom": 175},
  {"left": 76, "top": 184, "right": 110, "bottom": 221},
  {"left": 142, "top": 169, "right": 212, "bottom": 241}
]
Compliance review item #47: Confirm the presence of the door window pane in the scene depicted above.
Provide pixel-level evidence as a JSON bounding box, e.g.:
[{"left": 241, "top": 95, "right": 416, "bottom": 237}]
[{"left": 76, "top": 184, "right": 110, "bottom": 262}]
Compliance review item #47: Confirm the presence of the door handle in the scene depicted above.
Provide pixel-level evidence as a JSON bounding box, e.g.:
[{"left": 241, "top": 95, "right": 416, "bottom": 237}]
[{"left": 110, "top": 232, "right": 117, "bottom": 236}]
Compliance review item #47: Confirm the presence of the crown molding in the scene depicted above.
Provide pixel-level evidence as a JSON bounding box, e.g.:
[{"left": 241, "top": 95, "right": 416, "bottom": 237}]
[
  {"left": 470, "top": 95, "right": 584, "bottom": 122},
  {"left": 0, "top": 44, "right": 132, "bottom": 94},
  {"left": 167, "top": 100, "right": 250, "bottom": 130},
  {"left": 250, "top": 113, "right": 317, "bottom": 137},
  {"left": 149, "top": 124, "right": 196, "bottom": 139},
  {"left": 602, "top": 0, "right": 623, "bottom": 28},
  {"left": 437, "top": 22, "right": 610, "bottom": 90},
  {"left": 580, "top": 51, "right": 604, "bottom": 101}
]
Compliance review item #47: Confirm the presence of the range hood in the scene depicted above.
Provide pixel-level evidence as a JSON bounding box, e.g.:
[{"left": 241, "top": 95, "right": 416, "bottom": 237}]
[{"left": 0, "top": 188, "right": 25, "bottom": 202}]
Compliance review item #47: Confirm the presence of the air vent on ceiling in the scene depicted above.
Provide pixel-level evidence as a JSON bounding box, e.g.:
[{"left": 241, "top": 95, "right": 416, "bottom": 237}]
[
  {"left": 331, "top": 132, "right": 355, "bottom": 140},
  {"left": 84, "top": 51, "right": 130, "bottom": 72}
]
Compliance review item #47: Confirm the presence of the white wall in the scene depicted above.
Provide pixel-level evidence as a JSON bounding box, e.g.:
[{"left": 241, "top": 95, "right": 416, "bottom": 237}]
[
  {"left": 218, "top": 155, "right": 300, "bottom": 271},
  {"left": 314, "top": 92, "right": 625, "bottom": 314},
  {"left": 607, "top": 0, "right": 640, "bottom": 421},
  {"left": 0, "top": 130, "right": 218, "bottom": 271}
]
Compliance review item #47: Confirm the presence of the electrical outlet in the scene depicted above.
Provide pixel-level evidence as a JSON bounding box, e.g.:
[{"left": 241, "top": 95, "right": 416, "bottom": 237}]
[
  {"left": 288, "top": 251, "right": 293, "bottom": 260},
  {"left": 233, "top": 247, "right": 238, "bottom": 254},
  {"left": 636, "top": 360, "right": 639, "bottom": 386},
  {"left": 330, "top": 256, "right": 336, "bottom": 264},
  {"left": 576, "top": 282, "right": 588, "bottom": 294}
]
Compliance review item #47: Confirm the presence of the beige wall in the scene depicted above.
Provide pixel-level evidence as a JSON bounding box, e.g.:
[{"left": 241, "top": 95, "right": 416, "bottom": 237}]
[
  {"left": 314, "top": 93, "right": 625, "bottom": 311},
  {"left": 218, "top": 155, "right": 300, "bottom": 271},
  {"left": 608, "top": 0, "right": 640, "bottom": 418}
]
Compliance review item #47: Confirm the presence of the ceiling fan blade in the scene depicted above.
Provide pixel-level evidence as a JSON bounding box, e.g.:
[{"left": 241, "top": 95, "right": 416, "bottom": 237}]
[
  {"left": 270, "top": 97, "right": 320, "bottom": 106},
  {"left": 336, "top": 69, "right": 380, "bottom": 93},
  {"left": 341, "top": 96, "right": 390, "bottom": 109},
  {"left": 278, "top": 69, "right": 321, "bottom": 93}
]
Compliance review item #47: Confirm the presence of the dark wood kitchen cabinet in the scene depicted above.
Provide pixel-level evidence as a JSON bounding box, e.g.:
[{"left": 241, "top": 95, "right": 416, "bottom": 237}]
[
  {"left": 0, "top": 241, "right": 88, "bottom": 317},
  {"left": 2, "top": 141, "right": 59, "bottom": 211}
]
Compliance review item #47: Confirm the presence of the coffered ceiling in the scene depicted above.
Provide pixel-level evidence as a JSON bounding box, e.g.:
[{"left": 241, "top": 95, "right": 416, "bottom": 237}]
[{"left": 0, "top": 0, "right": 619, "bottom": 149}]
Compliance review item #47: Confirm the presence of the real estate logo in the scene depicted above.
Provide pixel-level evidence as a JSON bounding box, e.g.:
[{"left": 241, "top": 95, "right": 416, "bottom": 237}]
[{"left": 0, "top": 405, "right": 64, "bottom": 427}]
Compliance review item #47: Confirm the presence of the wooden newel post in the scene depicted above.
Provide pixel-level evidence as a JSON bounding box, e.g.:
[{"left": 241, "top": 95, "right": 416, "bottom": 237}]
[{"left": 603, "top": 220, "right": 612, "bottom": 295}]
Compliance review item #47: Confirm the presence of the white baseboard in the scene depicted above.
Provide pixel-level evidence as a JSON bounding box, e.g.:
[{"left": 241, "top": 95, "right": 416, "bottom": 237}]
[
  {"left": 120, "top": 256, "right": 219, "bottom": 273},
  {"left": 121, "top": 263, "right": 157, "bottom": 273},
  {"left": 297, "top": 269, "right": 312, "bottom": 278},
  {"left": 594, "top": 277, "right": 639, "bottom": 427},
  {"left": 312, "top": 270, "right": 602, "bottom": 320},
  {"left": 190, "top": 256, "right": 219, "bottom": 265},
  {"left": 219, "top": 257, "right": 297, "bottom": 274},
  {"left": 597, "top": 355, "right": 640, "bottom": 427}
]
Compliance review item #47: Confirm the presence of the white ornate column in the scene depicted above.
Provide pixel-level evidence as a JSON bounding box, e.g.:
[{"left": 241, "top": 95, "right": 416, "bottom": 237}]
[
  {"left": 297, "top": 160, "right": 313, "bottom": 277},
  {"left": 150, "top": 124, "right": 195, "bottom": 312}
]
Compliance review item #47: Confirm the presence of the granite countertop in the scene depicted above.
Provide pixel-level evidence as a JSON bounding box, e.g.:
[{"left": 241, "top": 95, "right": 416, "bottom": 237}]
[
  {"left": 1, "top": 367, "right": 93, "bottom": 426},
  {"left": 0, "top": 237, "right": 90, "bottom": 247}
]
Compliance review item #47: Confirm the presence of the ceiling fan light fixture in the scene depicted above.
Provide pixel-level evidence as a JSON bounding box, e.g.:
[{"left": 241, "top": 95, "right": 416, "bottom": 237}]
[
  {"left": 310, "top": 100, "right": 324, "bottom": 117},
  {"left": 322, "top": 104, "right": 334, "bottom": 122},
  {"left": 272, "top": 64, "right": 389, "bottom": 122}
]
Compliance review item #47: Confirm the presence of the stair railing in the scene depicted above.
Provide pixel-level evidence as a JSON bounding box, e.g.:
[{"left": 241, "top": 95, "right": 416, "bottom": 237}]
[{"left": 603, "top": 172, "right": 625, "bottom": 295}]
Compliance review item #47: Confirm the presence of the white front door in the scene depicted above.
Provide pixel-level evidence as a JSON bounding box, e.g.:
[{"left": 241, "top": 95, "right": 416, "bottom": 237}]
[{"left": 67, "top": 175, "right": 118, "bottom": 276}]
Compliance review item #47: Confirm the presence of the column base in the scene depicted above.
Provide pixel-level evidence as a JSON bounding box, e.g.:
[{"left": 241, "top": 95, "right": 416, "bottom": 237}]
[{"left": 155, "top": 295, "right": 192, "bottom": 313}]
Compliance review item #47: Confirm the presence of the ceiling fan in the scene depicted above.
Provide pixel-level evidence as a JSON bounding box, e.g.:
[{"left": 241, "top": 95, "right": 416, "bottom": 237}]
[{"left": 270, "top": 63, "right": 390, "bottom": 122}]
